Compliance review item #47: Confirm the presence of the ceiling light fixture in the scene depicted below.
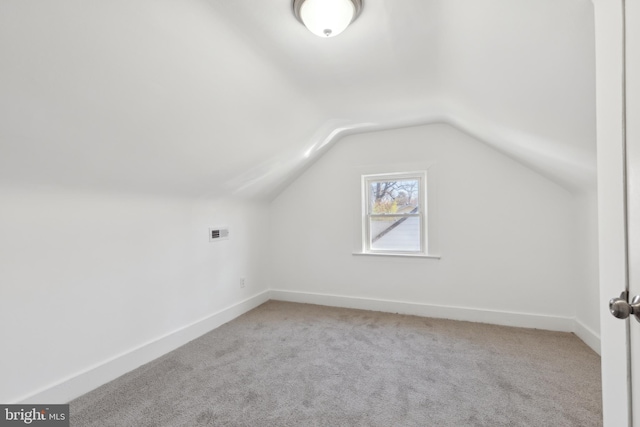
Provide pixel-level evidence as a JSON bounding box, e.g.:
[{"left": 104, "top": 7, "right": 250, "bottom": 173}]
[{"left": 293, "top": 0, "right": 363, "bottom": 38}]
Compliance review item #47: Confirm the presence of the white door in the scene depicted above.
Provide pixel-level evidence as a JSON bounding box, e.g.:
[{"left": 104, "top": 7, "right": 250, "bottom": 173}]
[
  {"left": 628, "top": 0, "right": 640, "bottom": 424},
  {"left": 600, "top": 0, "right": 640, "bottom": 427},
  {"left": 595, "top": 0, "right": 636, "bottom": 425}
]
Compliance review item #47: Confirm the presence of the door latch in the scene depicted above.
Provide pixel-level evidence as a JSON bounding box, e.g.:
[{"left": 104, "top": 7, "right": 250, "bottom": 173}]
[{"left": 609, "top": 291, "right": 640, "bottom": 323}]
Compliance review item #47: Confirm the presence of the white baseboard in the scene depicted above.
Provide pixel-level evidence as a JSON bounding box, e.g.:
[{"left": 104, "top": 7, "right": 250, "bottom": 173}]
[
  {"left": 573, "top": 319, "right": 601, "bottom": 355},
  {"left": 17, "top": 290, "right": 270, "bottom": 404},
  {"left": 269, "top": 289, "right": 582, "bottom": 335},
  {"left": 17, "top": 289, "right": 599, "bottom": 404},
  {"left": 270, "top": 290, "right": 602, "bottom": 354}
]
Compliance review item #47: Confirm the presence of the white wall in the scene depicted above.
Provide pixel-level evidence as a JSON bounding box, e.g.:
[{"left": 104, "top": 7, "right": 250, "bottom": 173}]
[
  {"left": 270, "top": 123, "right": 597, "bottom": 341},
  {"left": 572, "top": 190, "right": 601, "bottom": 351},
  {"left": 0, "top": 185, "right": 270, "bottom": 403}
]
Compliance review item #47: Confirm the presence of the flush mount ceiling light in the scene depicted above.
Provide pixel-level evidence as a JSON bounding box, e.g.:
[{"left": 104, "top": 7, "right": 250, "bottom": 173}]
[{"left": 293, "top": 0, "right": 363, "bottom": 38}]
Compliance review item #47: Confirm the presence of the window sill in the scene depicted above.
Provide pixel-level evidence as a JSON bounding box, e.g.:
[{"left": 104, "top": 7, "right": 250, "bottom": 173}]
[{"left": 352, "top": 252, "right": 441, "bottom": 259}]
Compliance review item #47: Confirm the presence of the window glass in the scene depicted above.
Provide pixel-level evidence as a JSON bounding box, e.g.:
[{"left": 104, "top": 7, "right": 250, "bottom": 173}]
[
  {"left": 363, "top": 173, "right": 426, "bottom": 255},
  {"left": 368, "top": 179, "right": 420, "bottom": 214}
]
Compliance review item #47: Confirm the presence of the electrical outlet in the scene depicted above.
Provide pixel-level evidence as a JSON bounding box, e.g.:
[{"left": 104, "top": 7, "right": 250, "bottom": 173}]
[{"left": 240, "top": 278, "right": 245, "bottom": 288}]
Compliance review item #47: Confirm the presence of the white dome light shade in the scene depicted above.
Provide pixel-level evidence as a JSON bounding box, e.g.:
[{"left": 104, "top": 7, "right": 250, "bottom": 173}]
[{"left": 294, "top": 0, "right": 362, "bottom": 38}]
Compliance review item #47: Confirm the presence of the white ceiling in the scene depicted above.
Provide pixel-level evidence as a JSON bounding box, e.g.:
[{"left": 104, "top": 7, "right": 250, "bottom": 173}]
[{"left": 0, "top": 0, "right": 596, "bottom": 198}]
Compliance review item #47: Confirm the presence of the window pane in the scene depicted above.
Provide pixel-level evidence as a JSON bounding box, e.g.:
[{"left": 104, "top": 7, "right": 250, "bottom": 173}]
[
  {"left": 369, "top": 179, "right": 420, "bottom": 214},
  {"left": 370, "top": 216, "right": 421, "bottom": 252}
]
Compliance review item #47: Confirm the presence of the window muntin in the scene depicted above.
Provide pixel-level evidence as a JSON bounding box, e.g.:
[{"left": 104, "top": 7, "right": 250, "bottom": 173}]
[{"left": 363, "top": 172, "right": 426, "bottom": 254}]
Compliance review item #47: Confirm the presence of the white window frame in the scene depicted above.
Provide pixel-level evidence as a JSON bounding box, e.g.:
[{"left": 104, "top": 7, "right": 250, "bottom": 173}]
[{"left": 361, "top": 171, "right": 427, "bottom": 256}]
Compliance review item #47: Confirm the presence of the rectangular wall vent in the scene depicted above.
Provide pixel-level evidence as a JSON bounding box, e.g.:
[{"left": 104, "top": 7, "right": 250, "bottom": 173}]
[{"left": 209, "top": 227, "right": 229, "bottom": 242}]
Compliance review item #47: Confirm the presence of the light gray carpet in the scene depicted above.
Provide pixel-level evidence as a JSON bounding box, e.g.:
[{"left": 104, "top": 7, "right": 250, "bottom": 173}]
[{"left": 71, "top": 301, "right": 602, "bottom": 426}]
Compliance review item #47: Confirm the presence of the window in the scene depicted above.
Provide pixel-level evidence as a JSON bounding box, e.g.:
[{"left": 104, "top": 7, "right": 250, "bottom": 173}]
[{"left": 362, "top": 171, "right": 426, "bottom": 255}]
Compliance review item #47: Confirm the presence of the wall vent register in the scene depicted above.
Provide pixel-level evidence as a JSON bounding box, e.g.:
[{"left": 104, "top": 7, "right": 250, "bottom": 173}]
[{"left": 209, "top": 227, "right": 229, "bottom": 242}]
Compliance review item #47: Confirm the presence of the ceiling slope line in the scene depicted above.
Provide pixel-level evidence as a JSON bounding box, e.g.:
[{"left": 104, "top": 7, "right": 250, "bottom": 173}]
[{"left": 223, "top": 107, "right": 596, "bottom": 201}]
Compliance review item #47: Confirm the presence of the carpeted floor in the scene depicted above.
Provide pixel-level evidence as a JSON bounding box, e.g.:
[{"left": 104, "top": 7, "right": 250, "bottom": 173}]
[{"left": 71, "top": 301, "right": 602, "bottom": 426}]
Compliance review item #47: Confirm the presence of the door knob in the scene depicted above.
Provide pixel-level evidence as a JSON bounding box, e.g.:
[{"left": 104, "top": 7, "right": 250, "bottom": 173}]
[{"left": 609, "top": 291, "right": 640, "bottom": 322}]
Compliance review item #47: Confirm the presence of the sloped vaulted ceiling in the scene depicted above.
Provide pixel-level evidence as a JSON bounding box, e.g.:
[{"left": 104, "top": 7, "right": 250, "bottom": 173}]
[{"left": 0, "top": 0, "right": 596, "bottom": 199}]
